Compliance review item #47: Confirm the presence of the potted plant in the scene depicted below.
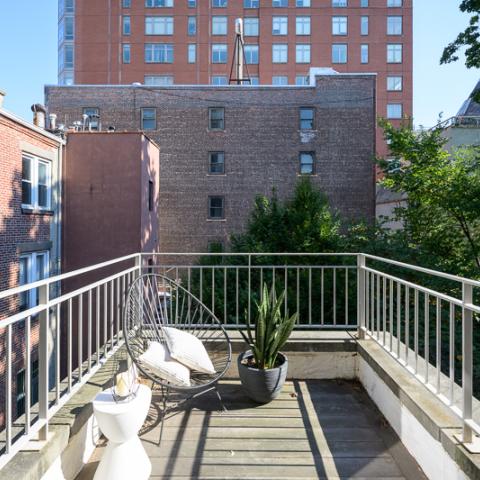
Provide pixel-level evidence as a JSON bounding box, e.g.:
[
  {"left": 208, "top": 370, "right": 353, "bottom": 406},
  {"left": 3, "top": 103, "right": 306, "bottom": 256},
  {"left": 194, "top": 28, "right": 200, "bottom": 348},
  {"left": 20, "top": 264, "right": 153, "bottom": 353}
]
[{"left": 238, "top": 283, "right": 298, "bottom": 403}]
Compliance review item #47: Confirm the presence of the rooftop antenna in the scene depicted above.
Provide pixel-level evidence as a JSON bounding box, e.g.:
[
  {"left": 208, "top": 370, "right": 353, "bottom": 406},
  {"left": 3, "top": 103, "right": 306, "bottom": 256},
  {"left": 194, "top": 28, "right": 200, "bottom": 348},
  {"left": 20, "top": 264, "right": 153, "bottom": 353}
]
[{"left": 229, "top": 19, "right": 251, "bottom": 85}]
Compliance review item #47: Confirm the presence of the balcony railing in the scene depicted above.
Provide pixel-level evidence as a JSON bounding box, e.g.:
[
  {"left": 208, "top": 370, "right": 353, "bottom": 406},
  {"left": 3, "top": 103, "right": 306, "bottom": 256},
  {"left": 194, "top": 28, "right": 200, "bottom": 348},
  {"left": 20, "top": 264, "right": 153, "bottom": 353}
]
[
  {"left": 0, "top": 252, "right": 478, "bottom": 469},
  {"left": 435, "top": 115, "right": 480, "bottom": 130}
]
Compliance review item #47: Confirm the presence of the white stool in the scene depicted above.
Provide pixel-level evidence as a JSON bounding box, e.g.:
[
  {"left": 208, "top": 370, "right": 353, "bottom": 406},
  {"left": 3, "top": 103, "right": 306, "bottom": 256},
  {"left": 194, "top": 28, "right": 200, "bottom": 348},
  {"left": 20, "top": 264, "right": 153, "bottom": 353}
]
[{"left": 92, "top": 384, "right": 152, "bottom": 480}]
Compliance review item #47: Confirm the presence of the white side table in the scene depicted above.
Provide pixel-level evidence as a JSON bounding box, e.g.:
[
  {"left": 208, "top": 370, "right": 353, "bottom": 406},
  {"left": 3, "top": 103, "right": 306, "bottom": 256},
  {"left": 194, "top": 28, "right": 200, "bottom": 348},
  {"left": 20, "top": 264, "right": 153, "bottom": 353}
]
[{"left": 92, "top": 384, "right": 152, "bottom": 480}]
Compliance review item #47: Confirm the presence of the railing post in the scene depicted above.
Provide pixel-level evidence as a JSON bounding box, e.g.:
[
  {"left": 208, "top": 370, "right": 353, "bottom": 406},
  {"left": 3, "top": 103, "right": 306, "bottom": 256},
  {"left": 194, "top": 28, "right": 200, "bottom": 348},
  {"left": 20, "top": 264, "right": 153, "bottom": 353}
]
[
  {"left": 38, "top": 282, "right": 49, "bottom": 441},
  {"left": 462, "top": 281, "right": 473, "bottom": 444},
  {"left": 135, "top": 253, "right": 142, "bottom": 277},
  {"left": 357, "top": 254, "right": 366, "bottom": 339}
]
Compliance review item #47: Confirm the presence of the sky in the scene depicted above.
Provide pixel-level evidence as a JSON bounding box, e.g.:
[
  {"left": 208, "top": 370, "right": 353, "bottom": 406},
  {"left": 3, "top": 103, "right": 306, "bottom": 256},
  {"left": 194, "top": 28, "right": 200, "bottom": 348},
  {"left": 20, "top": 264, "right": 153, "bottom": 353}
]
[{"left": 0, "top": 0, "right": 478, "bottom": 128}]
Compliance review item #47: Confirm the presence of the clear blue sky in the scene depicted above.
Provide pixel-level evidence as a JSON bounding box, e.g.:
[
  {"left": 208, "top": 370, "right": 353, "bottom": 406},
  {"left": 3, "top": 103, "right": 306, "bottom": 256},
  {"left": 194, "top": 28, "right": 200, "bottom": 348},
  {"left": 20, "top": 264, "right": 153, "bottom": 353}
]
[{"left": 0, "top": 0, "right": 478, "bottom": 128}]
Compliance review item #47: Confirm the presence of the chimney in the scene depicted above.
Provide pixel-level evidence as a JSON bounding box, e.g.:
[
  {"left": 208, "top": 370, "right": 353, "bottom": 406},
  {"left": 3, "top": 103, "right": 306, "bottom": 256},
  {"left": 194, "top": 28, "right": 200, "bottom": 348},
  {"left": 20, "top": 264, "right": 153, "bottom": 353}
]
[
  {"left": 49, "top": 113, "right": 57, "bottom": 130},
  {"left": 31, "top": 104, "right": 47, "bottom": 129},
  {"left": 0, "top": 90, "right": 5, "bottom": 109}
]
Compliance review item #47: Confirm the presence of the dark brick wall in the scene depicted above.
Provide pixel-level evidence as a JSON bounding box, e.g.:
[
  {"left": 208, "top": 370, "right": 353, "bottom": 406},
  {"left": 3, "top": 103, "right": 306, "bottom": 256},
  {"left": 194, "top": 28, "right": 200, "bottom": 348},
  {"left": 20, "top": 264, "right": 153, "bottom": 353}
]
[{"left": 46, "top": 74, "right": 376, "bottom": 253}]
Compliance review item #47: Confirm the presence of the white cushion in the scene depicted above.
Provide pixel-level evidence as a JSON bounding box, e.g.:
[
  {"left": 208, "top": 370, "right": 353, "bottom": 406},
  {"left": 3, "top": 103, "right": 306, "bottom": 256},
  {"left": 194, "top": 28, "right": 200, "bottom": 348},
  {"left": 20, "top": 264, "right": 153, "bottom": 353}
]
[
  {"left": 138, "top": 341, "right": 191, "bottom": 387},
  {"left": 163, "top": 327, "right": 216, "bottom": 374}
]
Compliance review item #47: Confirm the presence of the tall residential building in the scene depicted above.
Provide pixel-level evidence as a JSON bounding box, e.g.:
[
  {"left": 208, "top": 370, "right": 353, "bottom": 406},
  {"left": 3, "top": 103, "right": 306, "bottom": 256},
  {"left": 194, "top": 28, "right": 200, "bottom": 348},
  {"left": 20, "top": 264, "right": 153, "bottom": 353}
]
[{"left": 57, "top": 0, "right": 412, "bottom": 155}]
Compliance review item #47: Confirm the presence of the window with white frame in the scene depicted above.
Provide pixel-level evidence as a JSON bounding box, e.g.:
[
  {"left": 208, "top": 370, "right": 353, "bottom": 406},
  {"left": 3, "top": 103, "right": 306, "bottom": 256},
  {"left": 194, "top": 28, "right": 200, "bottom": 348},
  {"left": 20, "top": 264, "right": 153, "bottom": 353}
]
[
  {"left": 300, "top": 107, "right": 314, "bottom": 130},
  {"left": 19, "top": 251, "right": 49, "bottom": 310},
  {"left": 188, "top": 44, "right": 196, "bottom": 63},
  {"left": 296, "top": 44, "right": 310, "bottom": 63},
  {"left": 361, "top": 0, "right": 368, "bottom": 6},
  {"left": 212, "top": 16, "right": 227, "bottom": 35},
  {"left": 387, "top": 75, "right": 402, "bottom": 91},
  {"left": 296, "top": 16, "right": 311, "bottom": 35},
  {"left": 144, "top": 75, "right": 173, "bottom": 85},
  {"left": 244, "top": 17, "right": 259, "bottom": 36},
  {"left": 63, "top": 16, "right": 74, "bottom": 40},
  {"left": 272, "top": 44, "right": 288, "bottom": 63},
  {"left": 244, "top": 45, "right": 259, "bottom": 64},
  {"left": 299, "top": 152, "right": 314, "bottom": 175},
  {"left": 272, "top": 75, "right": 288, "bottom": 85},
  {"left": 141, "top": 108, "right": 157, "bottom": 129},
  {"left": 22, "top": 155, "right": 51, "bottom": 210},
  {"left": 208, "top": 196, "right": 224, "bottom": 219},
  {"left": 123, "top": 44, "right": 131, "bottom": 63},
  {"left": 209, "top": 152, "right": 225, "bottom": 174},
  {"left": 273, "top": 0, "right": 288, "bottom": 6},
  {"left": 145, "top": 16, "right": 174, "bottom": 35},
  {"left": 145, "top": 43, "right": 174, "bottom": 62},
  {"left": 212, "top": 0, "right": 227, "bottom": 7},
  {"left": 387, "top": 43, "right": 402, "bottom": 63},
  {"left": 211, "top": 76, "right": 228, "bottom": 85},
  {"left": 387, "top": 0, "right": 402, "bottom": 6},
  {"left": 209, "top": 107, "right": 225, "bottom": 129},
  {"left": 387, "top": 103, "right": 402, "bottom": 119},
  {"left": 211, "top": 44, "right": 227, "bottom": 63},
  {"left": 361, "top": 16, "right": 369, "bottom": 35},
  {"left": 123, "top": 15, "right": 131, "bottom": 35},
  {"left": 249, "top": 76, "right": 259, "bottom": 85},
  {"left": 244, "top": 0, "right": 259, "bottom": 6},
  {"left": 332, "top": 44, "right": 347, "bottom": 63},
  {"left": 332, "top": 0, "right": 347, "bottom": 6},
  {"left": 332, "top": 16, "right": 347, "bottom": 35},
  {"left": 272, "top": 16, "right": 288, "bottom": 35},
  {"left": 361, "top": 44, "right": 368, "bottom": 63},
  {"left": 387, "top": 16, "right": 402, "bottom": 35},
  {"left": 296, "top": 0, "right": 310, "bottom": 6},
  {"left": 145, "top": 0, "right": 174, "bottom": 6},
  {"left": 295, "top": 75, "right": 309, "bottom": 85},
  {"left": 188, "top": 16, "right": 196, "bottom": 35}
]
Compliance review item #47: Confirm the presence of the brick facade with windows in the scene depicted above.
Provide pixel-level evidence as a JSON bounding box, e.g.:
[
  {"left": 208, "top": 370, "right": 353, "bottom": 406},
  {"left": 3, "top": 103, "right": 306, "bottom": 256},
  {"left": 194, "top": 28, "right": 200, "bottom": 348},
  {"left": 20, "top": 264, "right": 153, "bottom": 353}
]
[{"left": 46, "top": 73, "right": 376, "bottom": 252}]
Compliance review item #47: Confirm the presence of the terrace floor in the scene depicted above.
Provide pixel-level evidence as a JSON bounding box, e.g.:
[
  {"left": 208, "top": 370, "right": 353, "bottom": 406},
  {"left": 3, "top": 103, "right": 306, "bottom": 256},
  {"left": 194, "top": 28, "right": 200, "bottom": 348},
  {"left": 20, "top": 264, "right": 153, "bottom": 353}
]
[{"left": 77, "top": 379, "right": 427, "bottom": 480}]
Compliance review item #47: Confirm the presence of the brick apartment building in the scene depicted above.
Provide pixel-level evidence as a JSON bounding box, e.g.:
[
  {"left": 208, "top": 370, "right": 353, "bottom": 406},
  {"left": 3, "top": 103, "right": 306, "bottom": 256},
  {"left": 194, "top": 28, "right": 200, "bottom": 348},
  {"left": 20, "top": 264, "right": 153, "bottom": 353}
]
[
  {"left": 46, "top": 73, "right": 376, "bottom": 253},
  {"left": 0, "top": 98, "right": 64, "bottom": 427},
  {"left": 58, "top": 0, "right": 411, "bottom": 156}
]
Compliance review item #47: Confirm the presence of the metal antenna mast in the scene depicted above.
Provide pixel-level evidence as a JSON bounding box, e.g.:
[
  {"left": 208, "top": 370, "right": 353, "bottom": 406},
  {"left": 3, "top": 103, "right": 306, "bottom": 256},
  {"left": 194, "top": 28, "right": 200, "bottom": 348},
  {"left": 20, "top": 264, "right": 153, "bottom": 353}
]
[{"left": 229, "top": 19, "right": 251, "bottom": 85}]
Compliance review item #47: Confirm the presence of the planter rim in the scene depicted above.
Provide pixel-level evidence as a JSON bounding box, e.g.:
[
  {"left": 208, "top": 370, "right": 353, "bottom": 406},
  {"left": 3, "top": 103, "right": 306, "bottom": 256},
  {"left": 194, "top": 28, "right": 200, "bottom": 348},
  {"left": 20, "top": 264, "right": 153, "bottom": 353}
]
[{"left": 238, "top": 350, "right": 288, "bottom": 373}]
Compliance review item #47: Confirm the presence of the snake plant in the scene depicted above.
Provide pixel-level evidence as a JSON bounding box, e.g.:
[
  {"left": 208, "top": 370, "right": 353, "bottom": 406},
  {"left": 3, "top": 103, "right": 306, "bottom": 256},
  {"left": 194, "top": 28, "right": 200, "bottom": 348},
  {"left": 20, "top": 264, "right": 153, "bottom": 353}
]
[{"left": 240, "top": 283, "right": 298, "bottom": 370}]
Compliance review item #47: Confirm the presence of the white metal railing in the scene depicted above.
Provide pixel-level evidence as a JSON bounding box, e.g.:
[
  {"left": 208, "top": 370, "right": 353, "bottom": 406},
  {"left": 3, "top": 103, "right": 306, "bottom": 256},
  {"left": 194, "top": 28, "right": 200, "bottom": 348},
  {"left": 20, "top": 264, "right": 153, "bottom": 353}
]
[
  {"left": 435, "top": 115, "right": 480, "bottom": 130},
  {"left": 0, "top": 251, "right": 479, "bottom": 469}
]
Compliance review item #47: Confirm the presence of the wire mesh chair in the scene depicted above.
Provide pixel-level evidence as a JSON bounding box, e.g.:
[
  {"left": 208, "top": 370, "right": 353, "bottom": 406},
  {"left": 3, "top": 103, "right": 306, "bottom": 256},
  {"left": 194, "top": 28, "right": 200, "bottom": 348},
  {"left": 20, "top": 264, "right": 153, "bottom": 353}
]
[{"left": 123, "top": 273, "right": 232, "bottom": 410}]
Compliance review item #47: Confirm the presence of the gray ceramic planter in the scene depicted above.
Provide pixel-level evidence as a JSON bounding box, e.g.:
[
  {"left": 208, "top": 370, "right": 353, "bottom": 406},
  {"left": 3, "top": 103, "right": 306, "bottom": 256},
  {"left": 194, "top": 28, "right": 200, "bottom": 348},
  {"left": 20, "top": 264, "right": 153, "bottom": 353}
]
[{"left": 237, "top": 350, "right": 288, "bottom": 404}]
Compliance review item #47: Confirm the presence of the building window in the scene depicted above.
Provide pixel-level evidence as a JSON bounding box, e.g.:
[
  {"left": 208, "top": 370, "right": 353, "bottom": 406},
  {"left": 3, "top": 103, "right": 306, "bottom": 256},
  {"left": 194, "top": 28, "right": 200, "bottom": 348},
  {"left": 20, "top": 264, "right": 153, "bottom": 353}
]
[
  {"left": 188, "top": 0, "right": 196, "bottom": 6},
  {"left": 273, "top": 0, "right": 288, "bottom": 6},
  {"left": 361, "top": 16, "right": 369, "bottom": 35},
  {"left": 212, "top": 16, "right": 227, "bottom": 35},
  {"left": 300, "top": 107, "right": 314, "bottom": 130},
  {"left": 296, "top": 44, "right": 310, "bottom": 63},
  {"left": 332, "top": 16, "right": 347, "bottom": 35},
  {"left": 332, "top": 0, "right": 347, "bottom": 6},
  {"left": 361, "top": 0, "right": 368, "bottom": 6},
  {"left": 145, "top": 16, "right": 174, "bottom": 35},
  {"left": 272, "top": 44, "right": 288, "bottom": 63},
  {"left": 123, "top": 16, "right": 131, "bottom": 35},
  {"left": 63, "top": 16, "right": 74, "bottom": 41},
  {"left": 16, "top": 361, "right": 39, "bottom": 417},
  {"left": 387, "top": 43, "right": 402, "bottom": 63},
  {"left": 188, "top": 16, "right": 196, "bottom": 35},
  {"left": 244, "top": 18, "right": 259, "bottom": 36},
  {"left": 387, "top": 16, "right": 402, "bottom": 35},
  {"left": 244, "top": 45, "right": 259, "bottom": 64},
  {"left": 299, "top": 152, "right": 314, "bottom": 175},
  {"left": 208, "top": 196, "right": 224, "bottom": 219},
  {"left": 272, "top": 75, "right": 288, "bottom": 85},
  {"left": 19, "top": 251, "right": 49, "bottom": 311},
  {"left": 244, "top": 0, "right": 259, "bottom": 6},
  {"left": 122, "top": 44, "right": 131, "bottom": 64},
  {"left": 212, "top": 0, "right": 227, "bottom": 7},
  {"left": 141, "top": 108, "right": 157, "bottom": 130},
  {"left": 83, "top": 107, "right": 99, "bottom": 130},
  {"left": 361, "top": 44, "right": 369, "bottom": 63},
  {"left": 387, "top": 75, "right": 402, "bottom": 91},
  {"left": 249, "top": 76, "right": 259, "bottom": 85},
  {"left": 211, "top": 44, "right": 227, "bottom": 63},
  {"left": 209, "top": 152, "right": 225, "bottom": 174},
  {"left": 387, "top": 0, "right": 402, "bottom": 6},
  {"left": 22, "top": 155, "right": 51, "bottom": 210},
  {"left": 58, "top": 0, "right": 75, "bottom": 16},
  {"left": 296, "top": 16, "right": 311, "bottom": 35},
  {"left": 188, "top": 44, "right": 196, "bottom": 63},
  {"left": 145, "top": 43, "right": 174, "bottom": 62},
  {"left": 145, "top": 0, "right": 174, "bottom": 6},
  {"left": 332, "top": 44, "right": 347, "bottom": 63},
  {"left": 123, "top": 0, "right": 131, "bottom": 7},
  {"left": 209, "top": 107, "right": 225, "bottom": 130},
  {"left": 148, "top": 180, "right": 154, "bottom": 211},
  {"left": 144, "top": 75, "right": 174, "bottom": 85},
  {"left": 387, "top": 103, "right": 402, "bottom": 119},
  {"left": 295, "top": 75, "right": 309, "bottom": 85},
  {"left": 211, "top": 76, "right": 228, "bottom": 85},
  {"left": 59, "top": 44, "right": 74, "bottom": 69},
  {"left": 296, "top": 0, "right": 310, "bottom": 6},
  {"left": 272, "top": 17, "right": 288, "bottom": 35}
]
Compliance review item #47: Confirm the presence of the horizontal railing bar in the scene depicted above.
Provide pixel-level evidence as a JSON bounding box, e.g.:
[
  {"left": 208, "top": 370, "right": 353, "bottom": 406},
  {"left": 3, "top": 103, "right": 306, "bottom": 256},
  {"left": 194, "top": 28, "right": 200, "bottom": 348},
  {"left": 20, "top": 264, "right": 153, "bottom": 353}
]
[
  {"left": 143, "top": 252, "right": 359, "bottom": 257},
  {"left": 144, "top": 264, "right": 358, "bottom": 270}
]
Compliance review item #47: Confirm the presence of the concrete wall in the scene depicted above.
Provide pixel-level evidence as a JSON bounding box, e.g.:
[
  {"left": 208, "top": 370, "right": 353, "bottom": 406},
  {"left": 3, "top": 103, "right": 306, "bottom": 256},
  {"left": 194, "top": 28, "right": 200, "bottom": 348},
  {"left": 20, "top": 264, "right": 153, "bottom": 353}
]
[{"left": 46, "top": 75, "right": 376, "bottom": 253}]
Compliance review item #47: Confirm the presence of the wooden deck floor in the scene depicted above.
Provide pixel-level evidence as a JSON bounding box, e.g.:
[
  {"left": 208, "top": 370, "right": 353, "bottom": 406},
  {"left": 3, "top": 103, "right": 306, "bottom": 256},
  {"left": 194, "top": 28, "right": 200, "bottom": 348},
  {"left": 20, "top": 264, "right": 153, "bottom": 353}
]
[{"left": 77, "top": 380, "right": 427, "bottom": 480}]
